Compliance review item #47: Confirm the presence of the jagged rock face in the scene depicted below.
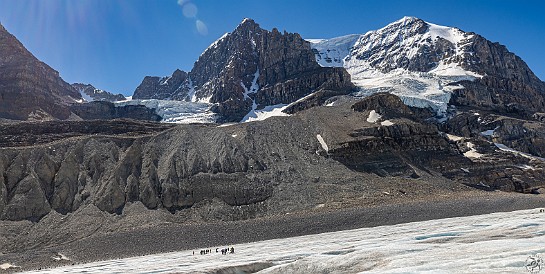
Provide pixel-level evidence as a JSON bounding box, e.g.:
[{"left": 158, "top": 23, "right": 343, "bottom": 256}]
[
  {"left": 347, "top": 17, "right": 467, "bottom": 73},
  {"left": 443, "top": 111, "right": 545, "bottom": 157},
  {"left": 0, "top": 23, "right": 81, "bottom": 120},
  {"left": 132, "top": 19, "right": 354, "bottom": 122},
  {"left": 70, "top": 101, "right": 161, "bottom": 121},
  {"left": 341, "top": 93, "right": 458, "bottom": 176},
  {"left": 71, "top": 83, "right": 126, "bottom": 102},
  {"left": 459, "top": 30, "right": 545, "bottom": 114},
  {"left": 439, "top": 109, "right": 545, "bottom": 192},
  {"left": 311, "top": 16, "right": 545, "bottom": 116},
  {"left": 351, "top": 93, "right": 413, "bottom": 118},
  {"left": 132, "top": 69, "right": 190, "bottom": 100},
  {"left": 194, "top": 19, "right": 354, "bottom": 122},
  {"left": 447, "top": 31, "right": 545, "bottom": 115}
]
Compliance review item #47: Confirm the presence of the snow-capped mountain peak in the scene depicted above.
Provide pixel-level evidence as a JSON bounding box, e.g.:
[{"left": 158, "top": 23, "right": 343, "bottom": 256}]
[
  {"left": 308, "top": 17, "right": 483, "bottom": 116},
  {"left": 351, "top": 16, "right": 474, "bottom": 73}
]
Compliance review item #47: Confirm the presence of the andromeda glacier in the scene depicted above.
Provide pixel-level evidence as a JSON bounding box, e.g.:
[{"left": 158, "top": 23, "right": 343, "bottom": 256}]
[{"left": 25, "top": 208, "right": 545, "bottom": 273}]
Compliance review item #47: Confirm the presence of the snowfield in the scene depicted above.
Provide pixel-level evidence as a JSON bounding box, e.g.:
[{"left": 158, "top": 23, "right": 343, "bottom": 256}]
[{"left": 25, "top": 208, "right": 545, "bottom": 273}]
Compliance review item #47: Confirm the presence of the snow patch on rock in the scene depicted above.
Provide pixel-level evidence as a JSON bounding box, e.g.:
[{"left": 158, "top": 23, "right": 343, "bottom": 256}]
[
  {"left": 241, "top": 104, "right": 289, "bottom": 123},
  {"left": 381, "top": 120, "right": 394, "bottom": 126},
  {"left": 446, "top": 134, "right": 464, "bottom": 142},
  {"left": 495, "top": 143, "right": 545, "bottom": 161},
  {"left": 463, "top": 142, "right": 484, "bottom": 159},
  {"left": 366, "top": 110, "right": 382, "bottom": 123},
  {"left": 0, "top": 263, "right": 18, "bottom": 270},
  {"left": 316, "top": 134, "right": 328, "bottom": 152}
]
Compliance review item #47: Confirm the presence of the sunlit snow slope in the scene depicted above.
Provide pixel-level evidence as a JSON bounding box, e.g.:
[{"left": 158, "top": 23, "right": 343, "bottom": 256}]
[
  {"left": 27, "top": 208, "right": 545, "bottom": 273},
  {"left": 309, "top": 16, "right": 483, "bottom": 116}
]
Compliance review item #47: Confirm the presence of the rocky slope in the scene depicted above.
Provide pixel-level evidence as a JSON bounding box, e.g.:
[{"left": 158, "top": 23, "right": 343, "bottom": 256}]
[
  {"left": 132, "top": 19, "right": 355, "bottom": 122},
  {"left": 132, "top": 69, "right": 189, "bottom": 100},
  {"left": 1, "top": 94, "right": 543, "bottom": 222},
  {"left": 72, "top": 83, "right": 126, "bottom": 102},
  {"left": 310, "top": 16, "right": 545, "bottom": 117},
  {"left": 0, "top": 23, "right": 81, "bottom": 120}
]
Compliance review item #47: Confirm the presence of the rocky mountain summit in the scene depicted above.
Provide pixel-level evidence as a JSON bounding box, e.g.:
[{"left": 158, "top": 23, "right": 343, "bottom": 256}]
[
  {"left": 310, "top": 16, "right": 545, "bottom": 116},
  {"left": 72, "top": 83, "right": 126, "bottom": 102},
  {"left": 132, "top": 69, "right": 189, "bottom": 100},
  {"left": 0, "top": 23, "right": 81, "bottom": 120},
  {"left": 133, "top": 19, "right": 355, "bottom": 122}
]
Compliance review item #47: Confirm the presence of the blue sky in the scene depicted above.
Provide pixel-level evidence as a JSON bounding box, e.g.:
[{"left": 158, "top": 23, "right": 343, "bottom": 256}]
[{"left": 0, "top": 0, "right": 544, "bottom": 96}]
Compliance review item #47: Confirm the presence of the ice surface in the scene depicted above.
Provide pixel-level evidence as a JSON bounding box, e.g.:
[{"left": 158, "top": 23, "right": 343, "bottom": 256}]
[
  {"left": 28, "top": 208, "right": 545, "bottom": 273},
  {"left": 52, "top": 253, "right": 70, "bottom": 262},
  {"left": 481, "top": 127, "right": 498, "bottom": 137},
  {"left": 183, "top": 77, "right": 197, "bottom": 102},
  {"left": 159, "top": 75, "right": 172, "bottom": 86},
  {"left": 307, "top": 34, "right": 360, "bottom": 67},
  {"left": 428, "top": 22, "right": 465, "bottom": 45},
  {"left": 76, "top": 87, "right": 94, "bottom": 103},
  {"left": 0, "top": 263, "right": 18, "bottom": 270},
  {"left": 115, "top": 99, "right": 216, "bottom": 124}
]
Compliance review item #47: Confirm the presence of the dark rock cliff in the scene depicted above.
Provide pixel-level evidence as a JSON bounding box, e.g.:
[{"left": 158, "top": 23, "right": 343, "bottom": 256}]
[
  {"left": 132, "top": 19, "right": 355, "bottom": 122},
  {"left": 132, "top": 69, "right": 189, "bottom": 100},
  {"left": 0, "top": 23, "right": 81, "bottom": 120},
  {"left": 70, "top": 101, "right": 162, "bottom": 121},
  {"left": 450, "top": 34, "right": 545, "bottom": 115}
]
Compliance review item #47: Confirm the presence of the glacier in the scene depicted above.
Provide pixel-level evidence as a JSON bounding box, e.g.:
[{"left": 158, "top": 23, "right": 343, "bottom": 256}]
[
  {"left": 24, "top": 208, "right": 545, "bottom": 273},
  {"left": 115, "top": 99, "right": 217, "bottom": 124},
  {"left": 308, "top": 16, "right": 483, "bottom": 116}
]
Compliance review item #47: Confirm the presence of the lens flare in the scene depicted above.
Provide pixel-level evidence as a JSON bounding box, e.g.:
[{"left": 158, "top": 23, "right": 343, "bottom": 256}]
[
  {"left": 182, "top": 3, "right": 197, "bottom": 18},
  {"left": 196, "top": 20, "right": 208, "bottom": 36}
]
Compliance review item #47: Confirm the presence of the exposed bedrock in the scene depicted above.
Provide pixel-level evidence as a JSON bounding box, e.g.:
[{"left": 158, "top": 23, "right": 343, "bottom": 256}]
[{"left": 1, "top": 94, "right": 544, "bottom": 222}]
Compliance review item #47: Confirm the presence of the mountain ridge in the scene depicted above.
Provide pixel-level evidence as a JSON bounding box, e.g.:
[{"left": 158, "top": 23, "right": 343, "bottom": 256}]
[
  {"left": 309, "top": 16, "right": 545, "bottom": 116},
  {"left": 132, "top": 18, "right": 355, "bottom": 122},
  {"left": 0, "top": 22, "right": 82, "bottom": 120},
  {"left": 72, "top": 83, "right": 126, "bottom": 102}
]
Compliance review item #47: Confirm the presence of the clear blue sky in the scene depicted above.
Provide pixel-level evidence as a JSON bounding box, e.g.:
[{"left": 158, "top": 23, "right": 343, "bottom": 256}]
[{"left": 0, "top": 0, "right": 544, "bottom": 96}]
